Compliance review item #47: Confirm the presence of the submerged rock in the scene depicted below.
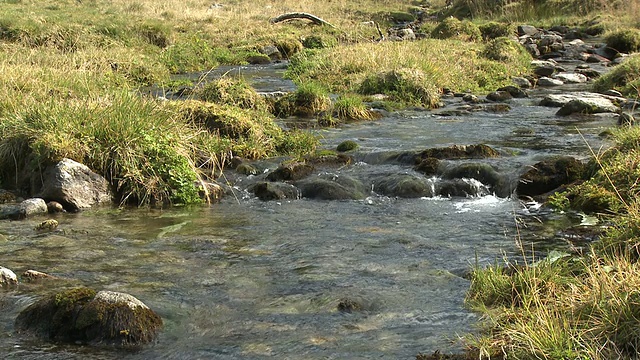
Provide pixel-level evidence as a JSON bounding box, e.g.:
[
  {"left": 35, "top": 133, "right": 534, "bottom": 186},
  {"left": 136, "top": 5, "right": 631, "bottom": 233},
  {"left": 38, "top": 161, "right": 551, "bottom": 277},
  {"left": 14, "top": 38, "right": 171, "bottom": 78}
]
[
  {"left": 337, "top": 298, "right": 363, "bottom": 313},
  {"left": 15, "top": 288, "right": 162, "bottom": 347},
  {"left": 414, "top": 158, "right": 440, "bottom": 176},
  {"left": 34, "top": 219, "right": 58, "bottom": 231},
  {"left": 443, "top": 163, "right": 510, "bottom": 197},
  {"left": 437, "top": 178, "right": 491, "bottom": 198}
]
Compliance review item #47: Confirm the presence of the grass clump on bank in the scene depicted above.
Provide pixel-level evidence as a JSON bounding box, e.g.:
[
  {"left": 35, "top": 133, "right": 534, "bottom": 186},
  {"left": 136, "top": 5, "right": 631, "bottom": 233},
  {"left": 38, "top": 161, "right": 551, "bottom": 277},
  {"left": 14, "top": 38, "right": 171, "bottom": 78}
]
[
  {"left": 466, "top": 125, "right": 640, "bottom": 358},
  {"left": 273, "top": 82, "right": 332, "bottom": 117},
  {"left": 286, "top": 39, "right": 531, "bottom": 107},
  {"left": 593, "top": 54, "right": 640, "bottom": 97},
  {"left": 0, "top": 93, "right": 205, "bottom": 205},
  {"left": 0, "top": 93, "right": 316, "bottom": 206},
  {"left": 431, "top": 17, "right": 482, "bottom": 42}
]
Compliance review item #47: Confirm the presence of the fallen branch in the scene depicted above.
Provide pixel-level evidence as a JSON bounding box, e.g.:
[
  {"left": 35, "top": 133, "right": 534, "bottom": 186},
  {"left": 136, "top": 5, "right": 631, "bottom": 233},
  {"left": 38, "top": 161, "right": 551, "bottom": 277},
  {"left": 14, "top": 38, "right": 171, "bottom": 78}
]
[{"left": 270, "top": 12, "right": 337, "bottom": 28}]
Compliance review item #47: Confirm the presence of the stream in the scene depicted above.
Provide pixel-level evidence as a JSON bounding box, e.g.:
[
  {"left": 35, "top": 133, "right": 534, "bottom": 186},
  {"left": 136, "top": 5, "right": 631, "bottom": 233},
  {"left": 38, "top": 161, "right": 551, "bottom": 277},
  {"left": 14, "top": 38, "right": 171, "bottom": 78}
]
[{"left": 0, "top": 61, "right": 614, "bottom": 359}]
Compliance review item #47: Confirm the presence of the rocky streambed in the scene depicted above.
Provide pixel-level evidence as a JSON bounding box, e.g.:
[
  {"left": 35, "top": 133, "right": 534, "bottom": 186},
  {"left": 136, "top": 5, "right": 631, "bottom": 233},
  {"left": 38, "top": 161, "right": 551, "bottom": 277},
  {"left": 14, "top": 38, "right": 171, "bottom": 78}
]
[{"left": 0, "top": 26, "right": 636, "bottom": 359}]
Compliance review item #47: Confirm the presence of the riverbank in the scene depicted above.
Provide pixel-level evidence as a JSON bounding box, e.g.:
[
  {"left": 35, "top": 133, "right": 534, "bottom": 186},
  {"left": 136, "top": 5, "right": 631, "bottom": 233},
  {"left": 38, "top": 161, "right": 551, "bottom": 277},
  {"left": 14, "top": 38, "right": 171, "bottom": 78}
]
[{"left": 1, "top": 0, "right": 640, "bottom": 359}]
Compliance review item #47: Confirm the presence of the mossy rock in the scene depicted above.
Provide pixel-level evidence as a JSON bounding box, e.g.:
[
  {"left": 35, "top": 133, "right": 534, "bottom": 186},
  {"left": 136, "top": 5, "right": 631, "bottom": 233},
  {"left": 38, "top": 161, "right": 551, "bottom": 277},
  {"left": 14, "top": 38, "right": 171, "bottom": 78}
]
[
  {"left": 15, "top": 288, "right": 162, "bottom": 347},
  {"left": 337, "top": 140, "right": 359, "bottom": 152},
  {"left": 359, "top": 68, "right": 440, "bottom": 108},
  {"left": 414, "top": 157, "right": 440, "bottom": 176},
  {"left": 415, "top": 144, "right": 500, "bottom": 162},
  {"left": 373, "top": 173, "right": 434, "bottom": 198},
  {"left": 605, "top": 29, "right": 640, "bottom": 54},
  {"left": 236, "top": 163, "right": 259, "bottom": 176},
  {"left": 197, "top": 77, "right": 266, "bottom": 110},
  {"left": 296, "top": 174, "right": 367, "bottom": 200},
  {"left": 246, "top": 53, "right": 271, "bottom": 65},
  {"left": 431, "top": 17, "right": 481, "bottom": 42},
  {"left": 388, "top": 11, "right": 416, "bottom": 24},
  {"left": 266, "top": 162, "right": 314, "bottom": 182},
  {"left": 304, "top": 152, "right": 353, "bottom": 167},
  {"left": 252, "top": 181, "right": 300, "bottom": 201},
  {"left": 516, "top": 156, "right": 585, "bottom": 198},
  {"left": 483, "top": 37, "right": 532, "bottom": 63}
]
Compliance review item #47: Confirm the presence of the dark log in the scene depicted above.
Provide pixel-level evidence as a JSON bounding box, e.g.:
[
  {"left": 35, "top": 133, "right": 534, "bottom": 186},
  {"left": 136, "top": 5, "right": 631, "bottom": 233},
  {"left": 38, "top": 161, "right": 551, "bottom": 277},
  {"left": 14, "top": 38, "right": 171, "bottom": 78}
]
[{"left": 270, "top": 12, "right": 337, "bottom": 28}]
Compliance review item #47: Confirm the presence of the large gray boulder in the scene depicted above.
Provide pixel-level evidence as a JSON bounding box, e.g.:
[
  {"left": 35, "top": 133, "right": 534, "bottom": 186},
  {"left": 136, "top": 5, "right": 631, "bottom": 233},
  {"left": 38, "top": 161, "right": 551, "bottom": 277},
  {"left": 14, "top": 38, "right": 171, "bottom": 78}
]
[
  {"left": 15, "top": 288, "right": 162, "bottom": 347},
  {"left": 36, "top": 158, "right": 112, "bottom": 211}
]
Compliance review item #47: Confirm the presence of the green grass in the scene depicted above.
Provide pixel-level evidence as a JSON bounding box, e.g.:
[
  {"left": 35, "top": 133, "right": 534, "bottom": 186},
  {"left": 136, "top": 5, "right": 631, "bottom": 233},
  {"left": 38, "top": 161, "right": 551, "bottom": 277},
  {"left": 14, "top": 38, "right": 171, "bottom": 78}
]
[
  {"left": 467, "top": 126, "right": 640, "bottom": 358},
  {"left": 285, "top": 39, "right": 530, "bottom": 104},
  {"left": 593, "top": 54, "right": 640, "bottom": 97}
]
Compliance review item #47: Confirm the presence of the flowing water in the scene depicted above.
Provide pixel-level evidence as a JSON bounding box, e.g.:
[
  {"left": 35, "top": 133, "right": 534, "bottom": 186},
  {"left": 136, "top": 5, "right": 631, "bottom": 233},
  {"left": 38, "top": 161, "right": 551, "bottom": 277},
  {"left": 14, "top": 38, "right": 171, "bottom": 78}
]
[{"left": 0, "top": 63, "right": 614, "bottom": 359}]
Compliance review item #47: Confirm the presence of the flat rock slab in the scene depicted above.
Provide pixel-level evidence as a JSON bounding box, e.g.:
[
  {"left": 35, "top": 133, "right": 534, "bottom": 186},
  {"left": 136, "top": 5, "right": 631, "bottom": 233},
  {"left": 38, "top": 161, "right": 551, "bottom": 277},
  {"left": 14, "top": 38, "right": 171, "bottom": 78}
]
[
  {"left": 540, "top": 92, "right": 625, "bottom": 112},
  {"left": 553, "top": 72, "right": 588, "bottom": 84},
  {"left": 537, "top": 77, "right": 563, "bottom": 86},
  {"left": 556, "top": 98, "right": 619, "bottom": 116}
]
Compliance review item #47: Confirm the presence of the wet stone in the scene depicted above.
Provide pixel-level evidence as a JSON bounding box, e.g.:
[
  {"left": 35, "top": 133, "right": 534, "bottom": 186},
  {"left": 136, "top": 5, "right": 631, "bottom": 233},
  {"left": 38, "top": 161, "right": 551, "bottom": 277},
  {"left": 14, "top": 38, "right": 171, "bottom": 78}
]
[
  {"left": 537, "top": 77, "right": 563, "bottom": 87},
  {"left": 511, "top": 77, "right": 532, "bottom": 89},
  {"left": 337, "top": 298, "right": 363, "bottom": 313},
  {"left": 486, "top": 91, "right": 512, "bottom": 102},
  {"left": 22, "top": 270, "right": 57, "bottom": 282},
  {"left": 0, "top": 266, "right": 18, "bottom": 287},
  {"left": 553, "top": 72, "right": 588, "bottom": 84},
  {"left": 497, "top": 85, "right": 528, "bottom": 98},
  {"left": 252, "top": 182, "right": 300, "bottom": 201}
]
